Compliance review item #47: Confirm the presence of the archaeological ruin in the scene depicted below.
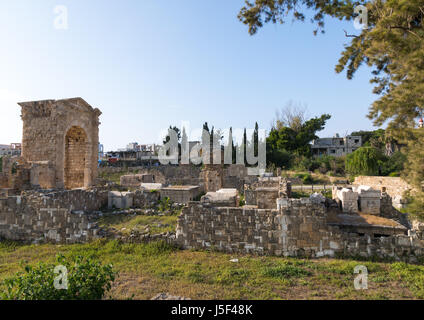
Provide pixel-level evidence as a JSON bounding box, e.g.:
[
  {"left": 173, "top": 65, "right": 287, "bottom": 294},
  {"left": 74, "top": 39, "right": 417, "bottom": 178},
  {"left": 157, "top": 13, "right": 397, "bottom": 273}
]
[
  {"left": 1, "top": 98, "right": 424, "bottom": 263},
  {"left": 0, "top": 98, "right": 101, "bottom": 191}
]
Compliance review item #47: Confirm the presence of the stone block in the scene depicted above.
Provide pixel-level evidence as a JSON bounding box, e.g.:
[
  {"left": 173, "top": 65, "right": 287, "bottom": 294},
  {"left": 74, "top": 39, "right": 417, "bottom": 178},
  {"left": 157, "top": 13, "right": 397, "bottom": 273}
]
[{"left": 108, "top": 191, "right": 134, "bottom": 209}]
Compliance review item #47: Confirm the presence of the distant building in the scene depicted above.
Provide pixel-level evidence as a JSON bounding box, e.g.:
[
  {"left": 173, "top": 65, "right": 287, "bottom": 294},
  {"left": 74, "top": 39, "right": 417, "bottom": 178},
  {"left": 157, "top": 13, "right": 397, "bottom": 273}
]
[
  {"left": 138, "top": 144, "right": 156, "bottom": 154},
  {"left": 104, "top": 142, "right": 159, "bottom": 164},
  {"left": 0, "top": 143, "right": 21, "bottom": 157},
  {"left": 125, "top": 142, "right": 157, "bottom": 154},
  {"left": 98, "top": 143, "right": 104, "bottom": 160},
  {"left": 126, "top": 142, "right": 139, "bottom": 151},
  {"left": 311, "top": 135, "right": 362, "bottom": 157}
]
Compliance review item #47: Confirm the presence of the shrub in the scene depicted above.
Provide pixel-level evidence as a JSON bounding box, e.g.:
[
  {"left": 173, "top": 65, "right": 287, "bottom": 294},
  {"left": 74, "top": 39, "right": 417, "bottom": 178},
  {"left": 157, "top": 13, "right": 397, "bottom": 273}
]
[
  {"left": 267, "top": 149, "right": 293, "bottom": 169},
  {"left": 295, "top": 173, "right": 314, "bottom": 184},
  {"left": 294, "top": 157, "right": 319, "bottom": 172},
  {"left": 345, "top": 147, "right": 384, "bottom": 176},
  {"left": 239, "top": 195, "right": 246, "bottom": 206},
  {"left": 380, "top": 151, "right": 406, "bottom": 176},
  {"left": 158, "top": 197, "right": 171, "bottom": 212},
  {"left": 1, "top": 255, "right": 116, "bottom": 300},
  {"left": 320, "top": 190, "right": 333, "bottom": 199},
  {"left": 302, "top": 173, "right": 314, "bottom": 184}
]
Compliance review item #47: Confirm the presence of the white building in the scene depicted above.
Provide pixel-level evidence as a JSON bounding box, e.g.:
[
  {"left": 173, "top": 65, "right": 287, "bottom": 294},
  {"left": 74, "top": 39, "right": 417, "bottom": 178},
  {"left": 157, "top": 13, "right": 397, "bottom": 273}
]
[
  {"left": 98, "top": 143, "right": 104, "bottom": 160},
  {"left": 311, "top": 135, "right": 362, "bottom": 157},
  {"left": 0, "top": 144, "right": 21, "bottom": 157}
]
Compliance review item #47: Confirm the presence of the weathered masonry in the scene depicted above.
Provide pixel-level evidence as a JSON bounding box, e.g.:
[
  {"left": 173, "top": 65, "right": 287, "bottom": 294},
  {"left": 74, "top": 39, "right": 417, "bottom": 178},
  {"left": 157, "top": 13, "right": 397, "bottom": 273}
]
[
  {"left": 176, "top": 199, "right": 424, "bottom": 263},
  {"left": 17, "top": 98, "right": 101, "bottom": 190},
  {"left": 176, "top": 177, "right": 424, "bottom": 263},
  {"left": 0, "top": 189, "right": 108, "bottom": 243}
]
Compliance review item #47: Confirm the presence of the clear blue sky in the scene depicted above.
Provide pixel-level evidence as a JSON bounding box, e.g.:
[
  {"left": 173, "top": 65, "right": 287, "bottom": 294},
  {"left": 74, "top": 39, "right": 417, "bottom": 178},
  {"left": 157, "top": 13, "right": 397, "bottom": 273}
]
[{"left": 0, "top": 0, "right": 379, "bottom": 151}]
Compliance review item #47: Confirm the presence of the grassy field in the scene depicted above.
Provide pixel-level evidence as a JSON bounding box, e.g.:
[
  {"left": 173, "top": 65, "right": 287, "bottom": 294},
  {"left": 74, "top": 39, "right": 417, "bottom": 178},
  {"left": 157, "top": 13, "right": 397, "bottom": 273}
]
[
  {"left": 1, "top": 240, "right": 424, "bottom": 300},
  {"left": 98, "top": 170, "right": 133, "bottom": 185},
  {"left": 98, "top": 212, "right": 178, "bottom": 235}
]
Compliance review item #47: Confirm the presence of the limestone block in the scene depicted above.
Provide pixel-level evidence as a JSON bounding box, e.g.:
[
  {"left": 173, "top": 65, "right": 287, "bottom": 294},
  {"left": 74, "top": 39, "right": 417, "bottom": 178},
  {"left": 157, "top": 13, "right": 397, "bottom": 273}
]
[
  {"left": 201, "top": 188, "right": 238, "bottom": 207},
  {"left": 336, "top": 188, "right": 359, "bottom": 213},
  {"left": 256, "top": 188, "right": 279, "bottom": 209},
  {"left": 160, "top": 186, "right": 200, "bottom": 204},
  {"left": 140, "top": 183, "right": 163, "bottom": 191},
  {"left": 108, "top": 191, "right": 134, "bottom": 209},
  {"left": 354, "top": 186, "right": 381, "bottom": 215}
]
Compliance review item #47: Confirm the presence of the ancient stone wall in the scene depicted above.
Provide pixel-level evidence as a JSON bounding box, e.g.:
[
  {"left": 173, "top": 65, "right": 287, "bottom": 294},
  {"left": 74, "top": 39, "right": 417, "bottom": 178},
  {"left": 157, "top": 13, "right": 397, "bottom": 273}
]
[
  {"left": 256, "top": 188, "right": 279, "bottom": 209},
  {"left": 100, "top": 164, "right": 257, "bottom": 193},
  {"left": 108, "top": 190, "right": 161, "bottom": 209},
  {"left": 0, "top": 173, "right": 8, "bottom": 189},
  {"left": 102, "top": 165, "right": 203, "bottom": 187},
  {"left": 176, "top": 199, "right": 424, "bottom": 262},
  {"left": 120, "top": 174, "right": 147, "bottom": 188},
  {"left": 354, "top": 176, "right": 415, "bottom": 198},
  {"left": 244, "top": 189, "right": 257, "bottom": 206},
  {"left": 0, "top": 157, "right": 7, "bottom": 188},
  {"left": 0, "top": 188, "right": 108, "bottom": 243},
  {"left": 29, "top": 162, "right": 56, "bottom": 189},
  {"left": 244, "top": 177, "right": 291, "bottom": 208},
  {"left": 160, "top": 186, "right": 201, "bottom": 204},
  {"left": 201, "top": 165, "right": 223, "bottom": 192},
  {"left": 222, "top": 176, "right": 244, "bottom": 192},
  {"left": 133, "top": 190, "right": 161, "bottom": 208}
]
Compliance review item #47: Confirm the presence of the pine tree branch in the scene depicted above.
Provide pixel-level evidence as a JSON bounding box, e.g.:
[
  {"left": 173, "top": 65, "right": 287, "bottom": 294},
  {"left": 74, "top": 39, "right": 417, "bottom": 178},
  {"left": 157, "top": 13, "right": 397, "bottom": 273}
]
[{"left": 343, "top": 30, "right": 359, "bottom": 38}]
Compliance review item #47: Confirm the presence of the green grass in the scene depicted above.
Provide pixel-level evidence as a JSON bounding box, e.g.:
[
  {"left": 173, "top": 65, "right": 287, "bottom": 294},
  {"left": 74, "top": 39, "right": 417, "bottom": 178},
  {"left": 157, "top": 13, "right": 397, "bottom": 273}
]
[
  {"left": 262, "top": 263, "right": 312, "bottom": 279},
  {"left": 291, "top": 191, "right": 311, "bottom": 199},
  {"left": 98, "top": 213, "right": 178, "bottom": 235},
  {"left": 1, "top": 240, "right": 423, "bottom": 300},
  {"left": 98, "top": 170, "right": 133, "bottom": 185}
]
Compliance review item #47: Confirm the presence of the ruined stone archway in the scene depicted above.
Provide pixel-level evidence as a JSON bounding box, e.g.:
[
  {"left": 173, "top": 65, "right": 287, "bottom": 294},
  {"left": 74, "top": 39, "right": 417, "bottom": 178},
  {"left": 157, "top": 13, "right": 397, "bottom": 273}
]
[
  {"left": 64, "top": 126, "right": 88, "bottom": 189},
  {"left": 18, "top": 98, "right": 101, "bottom": 190}
]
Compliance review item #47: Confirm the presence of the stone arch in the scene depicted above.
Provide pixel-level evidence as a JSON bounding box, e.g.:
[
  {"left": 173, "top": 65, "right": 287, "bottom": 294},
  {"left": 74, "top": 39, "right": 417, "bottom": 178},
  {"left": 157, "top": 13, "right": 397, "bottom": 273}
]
[
  {"left": 64, "top": 126, "right": 88, "bottom": 189},
  {"left": 19, "top": 98, "right": 101, "bottom": 190}
]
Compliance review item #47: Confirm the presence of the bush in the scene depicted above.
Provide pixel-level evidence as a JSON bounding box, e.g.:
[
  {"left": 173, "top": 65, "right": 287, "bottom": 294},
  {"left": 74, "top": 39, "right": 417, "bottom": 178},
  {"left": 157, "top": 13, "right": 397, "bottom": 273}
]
[
  {"left": 1, "top": 255, "right": 116, "bottom": 300},
  {"left": 380, "top": 151, "right": 406, "bottom": 176},
  {"left": 346, "top": 147, "right": 384, "bottom": 176},
  {"left": 294, "top": 155, "right": 345, "bottom": 175},
  {"left": 294, "top": 156, "right": 319, "bottom": 172},
  {"left": 267, "top": 149, "right": 293, "bottom": 169},
  {"left": 239, "top": 195, "right": 246, "bottom": 206},
  {"left": 294, "top": 173, "right": 314, "bottom": 184},
  {"left": 158, "top": 197, "right": 171, "bottom": 212},
  {"left": 302, "top": 174, "right": 314, "bottom": 184}
]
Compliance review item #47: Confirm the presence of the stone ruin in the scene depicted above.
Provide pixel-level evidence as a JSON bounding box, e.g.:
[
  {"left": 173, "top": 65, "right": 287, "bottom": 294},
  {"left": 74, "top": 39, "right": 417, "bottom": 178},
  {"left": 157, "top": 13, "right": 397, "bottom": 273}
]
[
  {"left": 0, "top": 98, "right": 101, "bottom": 191},
  {"left": 176, "top": 177, "right": 424, "bottom": 263},
  {"left": 201, "top": 188, "right": 239, "bottom": 207},
  {"left": 0, "top": 98, "right": 106, "bottom": 243},
  {"left": 353, "top": 176, "right": 416, "bottom": 210},
  {"left": 116, "top": 164, "right": 256, "bottom": 206},
  {"left": 1, "top": 98, "right": 424, "bottom": 263}
]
